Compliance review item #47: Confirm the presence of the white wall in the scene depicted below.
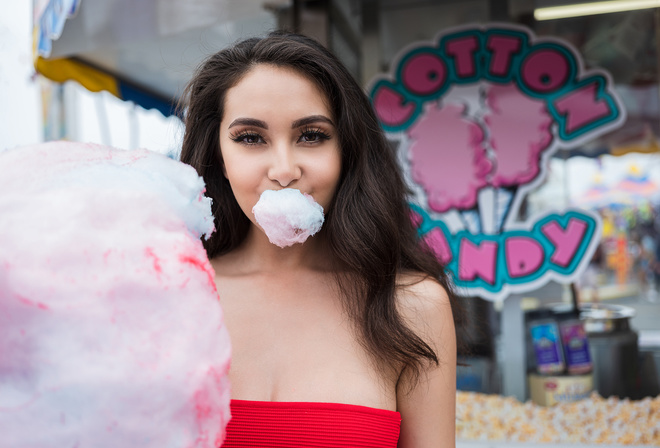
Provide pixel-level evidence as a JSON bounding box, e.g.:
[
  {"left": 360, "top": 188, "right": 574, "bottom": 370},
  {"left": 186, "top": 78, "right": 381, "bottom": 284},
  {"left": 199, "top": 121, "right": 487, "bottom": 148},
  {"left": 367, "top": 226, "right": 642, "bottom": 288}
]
[
  {"left": 0, "top": 2, "right": 182, "bottom": 157},
  {"left": 0, "top": 2, "right": 42, "bottom": 150},
  {"left": 70, "top": 84, "right": 183, "bottom": 157}
]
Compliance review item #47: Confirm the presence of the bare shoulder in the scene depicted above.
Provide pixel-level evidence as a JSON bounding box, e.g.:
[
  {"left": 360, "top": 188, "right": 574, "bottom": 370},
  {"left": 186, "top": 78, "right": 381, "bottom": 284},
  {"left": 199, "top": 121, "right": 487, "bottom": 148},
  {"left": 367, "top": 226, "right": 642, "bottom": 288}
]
[
  {"left": 396, "top": 272, "right": 457, "bottom": 448},
  {"left": 396, "top": 272, "right": 452, "bottom": 341},
  {"left": 397, "top": 272, "right": 450, "bottom": 304}
]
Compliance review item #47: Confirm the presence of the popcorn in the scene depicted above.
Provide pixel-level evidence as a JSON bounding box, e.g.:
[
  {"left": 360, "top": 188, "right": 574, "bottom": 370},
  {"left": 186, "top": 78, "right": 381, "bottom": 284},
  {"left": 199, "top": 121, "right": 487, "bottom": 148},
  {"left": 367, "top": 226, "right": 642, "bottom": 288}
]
[
  {"left": 0, "top": 141, "right": 231, "bottom": 448},
  {"left": 252, "top": 188, "right": 324, "bottom": 248},
  {"left": 456, "top": 391, "right": 660, "bottom": 445}
]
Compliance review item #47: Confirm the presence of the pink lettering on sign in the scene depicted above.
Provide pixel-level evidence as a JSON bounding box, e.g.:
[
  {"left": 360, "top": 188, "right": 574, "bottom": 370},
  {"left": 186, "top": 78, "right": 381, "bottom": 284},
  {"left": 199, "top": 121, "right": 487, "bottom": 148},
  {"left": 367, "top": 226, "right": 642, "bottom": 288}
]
[
  {"left": 423, "top": 227, "right": 453, "bottom": 265},
  {"left": 446, "top": 36, "right": 479, "bottom": 78},
  {"left": 458, "top": 239, "right": 498, "bottom": 285},
  {"left": 410, "top": 210, "right": 423, "bottom": 228},
  {"left": 402, "top": 53, "right": 447, "bottom": 95},
  {"left": 554, "top": 81, "right": 612, "bottom": 135},
  {"left": 541, "top": 218, "right": 588, "bottom": 268},
  {"left": 521, "top": 48, "right": 571, "bottom": 94},
  {"left": 372, "top": 85, "right": 416, "bottom": 127},
  {"left": 505, "top": 236, "right": 544, "bottom": 278},
  {"left": 487, "top": 35, "right": 523, "bottom": 77}
]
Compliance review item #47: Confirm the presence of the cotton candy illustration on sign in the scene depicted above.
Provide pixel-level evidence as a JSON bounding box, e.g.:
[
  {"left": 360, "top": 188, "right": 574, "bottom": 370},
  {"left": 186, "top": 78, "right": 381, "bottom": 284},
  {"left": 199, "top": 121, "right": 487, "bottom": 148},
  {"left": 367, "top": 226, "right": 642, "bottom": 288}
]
[
  {"left": 369, "top": 24, "right": 626, "bottom": 300},
  {"left": 483, "top": 83, "right": 554, "bottom": 230},
  {"left": 405, "top": 82, "right": 554, "bottom": 234},
  {"left": 0, "top": 142, "right": 231, "bottom": 448},
  {"left": 407, "top": 102, "right": 492, "bottom": 214},
  {"left": 485, "top": 84, "right": 553, "bottom": 188}
]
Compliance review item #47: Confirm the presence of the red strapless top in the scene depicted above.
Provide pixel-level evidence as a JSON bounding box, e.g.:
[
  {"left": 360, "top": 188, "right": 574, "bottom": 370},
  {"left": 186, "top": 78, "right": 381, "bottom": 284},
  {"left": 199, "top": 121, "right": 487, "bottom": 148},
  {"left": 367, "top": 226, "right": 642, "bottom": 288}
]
[{"left": 221, "top": 399, "right": 401, "bottom": 447}]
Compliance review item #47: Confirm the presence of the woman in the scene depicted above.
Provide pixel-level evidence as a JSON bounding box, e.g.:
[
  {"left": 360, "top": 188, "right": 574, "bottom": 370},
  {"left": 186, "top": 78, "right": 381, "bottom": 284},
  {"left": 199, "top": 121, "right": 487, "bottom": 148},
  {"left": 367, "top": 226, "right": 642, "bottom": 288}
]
[{"left": 180, "top": 31, "right": 459, "bottom": 447}]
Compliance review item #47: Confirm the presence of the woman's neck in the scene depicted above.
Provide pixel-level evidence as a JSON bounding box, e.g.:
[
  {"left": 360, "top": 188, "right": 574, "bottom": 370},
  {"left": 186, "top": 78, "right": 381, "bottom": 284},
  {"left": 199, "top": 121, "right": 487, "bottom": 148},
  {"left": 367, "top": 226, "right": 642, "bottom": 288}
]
[{"left": 224, "top": 225, "right": 334, "bottom": 274}]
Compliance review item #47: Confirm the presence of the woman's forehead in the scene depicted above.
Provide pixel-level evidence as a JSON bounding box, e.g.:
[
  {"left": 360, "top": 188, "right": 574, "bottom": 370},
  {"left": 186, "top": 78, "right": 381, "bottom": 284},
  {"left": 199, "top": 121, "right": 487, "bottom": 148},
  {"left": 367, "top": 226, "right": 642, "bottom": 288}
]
[{"left": 222, "top": 64, "right": 334, "bottom": 123}]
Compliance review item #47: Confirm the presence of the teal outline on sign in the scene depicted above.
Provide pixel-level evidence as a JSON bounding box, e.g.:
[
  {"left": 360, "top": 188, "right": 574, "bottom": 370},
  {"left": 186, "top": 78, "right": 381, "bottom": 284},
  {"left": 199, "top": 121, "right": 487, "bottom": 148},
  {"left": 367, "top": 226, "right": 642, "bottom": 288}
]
[
  {"left": 411, "top": 204, "right": 599, "bottom": 298},
  {"left": 481, "top": 28, "right": 529, "bottom": 84},
  {"left": 513, "top": 42, "right": 578, "bottom": 100},
  {"left": 548, "top": 74, "right": 623, "bottom": 141},
  {"left": 369, "top": 25, "right": 623, "bottom": 143},
  {"left": 437, "top": 29, "right": 485, "bottom": 85}
]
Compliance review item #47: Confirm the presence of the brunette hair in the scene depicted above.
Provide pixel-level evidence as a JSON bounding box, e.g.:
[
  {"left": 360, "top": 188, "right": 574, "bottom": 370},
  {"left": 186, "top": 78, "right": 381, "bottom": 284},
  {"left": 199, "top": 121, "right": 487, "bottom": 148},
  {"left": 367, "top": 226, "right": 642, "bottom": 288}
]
[{"left": 179, "top": 30, "right": 461, "bottom": 383}]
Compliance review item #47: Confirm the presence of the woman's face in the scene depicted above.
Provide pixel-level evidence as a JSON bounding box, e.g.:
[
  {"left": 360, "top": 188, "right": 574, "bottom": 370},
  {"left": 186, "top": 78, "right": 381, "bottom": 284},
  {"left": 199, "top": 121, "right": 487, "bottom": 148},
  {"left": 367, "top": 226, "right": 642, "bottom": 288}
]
[{"left": 219, "top": 64, "right": 342, "bottom": 230}]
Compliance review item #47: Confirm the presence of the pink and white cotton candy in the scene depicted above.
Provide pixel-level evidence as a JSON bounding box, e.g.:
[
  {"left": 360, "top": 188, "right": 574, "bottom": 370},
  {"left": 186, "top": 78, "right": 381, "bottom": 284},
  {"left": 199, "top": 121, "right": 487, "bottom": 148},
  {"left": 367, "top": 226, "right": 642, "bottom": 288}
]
[
  {"left": 252, "top": 189, "right": 324, "bottom": 248},
  {"left": 484, "top": 83, "right": 553, "bottom": 188},
  {"left": 407, "top": 102, "right": 492, "bottom": 213},
  {"left": 0, "top": 142, "right": 231, "bottom": 448},
  {"left": 404, "top": 82, "right": 555, "bottom": 233}
]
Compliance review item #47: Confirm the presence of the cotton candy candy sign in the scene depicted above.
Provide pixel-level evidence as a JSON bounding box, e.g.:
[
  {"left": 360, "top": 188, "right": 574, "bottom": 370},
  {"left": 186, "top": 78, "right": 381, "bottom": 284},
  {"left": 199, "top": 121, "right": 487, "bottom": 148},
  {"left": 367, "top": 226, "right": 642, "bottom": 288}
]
[
  {"left": 0, "top": 142, "right": 231, "bottom": 447},
  {"left": 369, "top": 24, "right": 626, "bottom": 301},
  {"left": 412, "top": 206, "right": 599, "bottom": 300}
]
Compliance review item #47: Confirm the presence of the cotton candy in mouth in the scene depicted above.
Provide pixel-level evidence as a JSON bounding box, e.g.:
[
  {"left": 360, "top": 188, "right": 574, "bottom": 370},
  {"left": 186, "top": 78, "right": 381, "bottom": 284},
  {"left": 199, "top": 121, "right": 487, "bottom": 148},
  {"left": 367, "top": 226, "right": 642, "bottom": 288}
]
[{"left": 252, "top": 188, "right": 324, "bottom": 248}]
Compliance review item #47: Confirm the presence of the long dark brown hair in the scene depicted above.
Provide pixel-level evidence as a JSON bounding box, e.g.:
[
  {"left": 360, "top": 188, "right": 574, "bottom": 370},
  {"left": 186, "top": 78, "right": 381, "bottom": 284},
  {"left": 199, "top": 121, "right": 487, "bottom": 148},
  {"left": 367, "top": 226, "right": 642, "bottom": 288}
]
[{"left": 179, "top": 30, "right": 462, "bottom": 384}]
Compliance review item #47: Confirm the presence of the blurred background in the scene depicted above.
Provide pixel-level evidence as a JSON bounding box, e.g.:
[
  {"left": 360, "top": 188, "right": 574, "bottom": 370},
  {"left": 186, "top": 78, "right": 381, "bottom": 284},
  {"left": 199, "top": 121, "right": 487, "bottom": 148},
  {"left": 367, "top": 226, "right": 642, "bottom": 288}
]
[{"left": 2, "top": 0, "right": 660, "bottom": 413}]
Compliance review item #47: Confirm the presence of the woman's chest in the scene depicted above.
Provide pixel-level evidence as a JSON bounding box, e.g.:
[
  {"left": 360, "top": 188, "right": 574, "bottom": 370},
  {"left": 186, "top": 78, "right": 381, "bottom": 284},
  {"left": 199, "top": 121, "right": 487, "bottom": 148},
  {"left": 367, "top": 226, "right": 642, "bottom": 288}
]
[{"left": 215, "top": 275, "right": 397, "bottom": 409}]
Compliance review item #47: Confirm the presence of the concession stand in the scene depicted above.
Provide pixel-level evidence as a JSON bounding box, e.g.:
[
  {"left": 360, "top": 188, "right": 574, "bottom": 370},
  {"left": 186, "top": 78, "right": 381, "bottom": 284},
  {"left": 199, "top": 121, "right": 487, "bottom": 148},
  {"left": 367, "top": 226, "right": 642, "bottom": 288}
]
[{"left": 34, "top": 0, "right": 660, "bottom": 446}]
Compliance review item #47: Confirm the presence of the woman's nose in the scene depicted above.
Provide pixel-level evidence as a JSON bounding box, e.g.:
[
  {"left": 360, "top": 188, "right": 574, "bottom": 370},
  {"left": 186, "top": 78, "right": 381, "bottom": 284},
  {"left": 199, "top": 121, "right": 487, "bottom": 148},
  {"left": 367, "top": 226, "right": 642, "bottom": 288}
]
[{"left": 268, "top": 145, "right": 301, "bottom": 187}]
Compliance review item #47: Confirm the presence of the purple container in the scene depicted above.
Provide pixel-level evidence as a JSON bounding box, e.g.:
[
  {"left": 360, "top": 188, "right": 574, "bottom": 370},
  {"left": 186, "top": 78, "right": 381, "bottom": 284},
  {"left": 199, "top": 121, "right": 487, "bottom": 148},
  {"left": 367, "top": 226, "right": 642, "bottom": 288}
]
[
  {"left": 529, "top": 319, "right": 565, "bottom": 375},
  {"left": 559, "top": 319, "right": 592, "bottom": 375}
]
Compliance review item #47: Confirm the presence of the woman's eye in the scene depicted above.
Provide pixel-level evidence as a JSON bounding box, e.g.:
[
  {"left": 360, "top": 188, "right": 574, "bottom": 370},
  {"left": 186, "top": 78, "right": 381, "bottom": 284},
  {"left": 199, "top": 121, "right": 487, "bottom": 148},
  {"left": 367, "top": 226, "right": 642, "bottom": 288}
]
[
  {"left": 230, "top": 132, "right": 264, "bottom": 145},
  {"left": 299, "top": 129, "right": 331, "bottom": 144}
]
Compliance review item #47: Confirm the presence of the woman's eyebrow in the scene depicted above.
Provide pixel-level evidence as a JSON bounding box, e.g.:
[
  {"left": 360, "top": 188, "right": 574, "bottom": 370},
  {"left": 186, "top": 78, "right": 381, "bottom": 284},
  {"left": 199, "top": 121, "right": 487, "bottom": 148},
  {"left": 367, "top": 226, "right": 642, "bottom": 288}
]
[
  {"left": 228, "top": 118, "right": 268, "bottom": 129},
  {"left": 291, "top": 115, "right": 334, "bottom": 128}
]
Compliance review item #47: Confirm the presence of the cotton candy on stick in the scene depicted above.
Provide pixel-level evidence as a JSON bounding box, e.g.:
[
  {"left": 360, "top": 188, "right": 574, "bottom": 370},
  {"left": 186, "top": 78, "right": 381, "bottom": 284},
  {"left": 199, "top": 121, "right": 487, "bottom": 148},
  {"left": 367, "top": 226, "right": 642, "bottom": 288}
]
[
  {"left": 407, "top": 102, "right": 492, "bottom": 231},
  {"left": 252, "top": 188, "right": 324, "bottom": 248},
  {"left": 0, "top": 142, "right": 230, "bottom": 448},
  {"left": 484, "top": 83, "right": 554, "bottom": 231}
]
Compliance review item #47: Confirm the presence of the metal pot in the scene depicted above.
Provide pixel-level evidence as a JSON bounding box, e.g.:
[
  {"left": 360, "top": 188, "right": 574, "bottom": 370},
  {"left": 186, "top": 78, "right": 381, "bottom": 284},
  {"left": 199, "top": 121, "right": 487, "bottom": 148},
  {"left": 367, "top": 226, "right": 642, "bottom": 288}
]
[
  {"left": 580, "top": 304, "right": 639, "bottom": 399},
  {"left": 581, "top": 304, "right": 635, "bottom": 333}
]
